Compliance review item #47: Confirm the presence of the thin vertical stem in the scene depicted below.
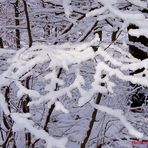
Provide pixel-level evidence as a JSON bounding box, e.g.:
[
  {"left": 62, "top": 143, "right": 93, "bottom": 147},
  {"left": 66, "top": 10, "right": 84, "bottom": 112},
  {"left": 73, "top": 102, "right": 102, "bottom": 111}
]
[
  {"left": 80, "top": 93, "right": 102, "bottom": 148},
  {"left": 14, "top": 0, "right": 20, "bottom": 49},
  {"left": 22, "top": 0, "right": 32, "bottom": 47},
  {"left": 0, "top": 37, "right": 3, "bottom": 48}
]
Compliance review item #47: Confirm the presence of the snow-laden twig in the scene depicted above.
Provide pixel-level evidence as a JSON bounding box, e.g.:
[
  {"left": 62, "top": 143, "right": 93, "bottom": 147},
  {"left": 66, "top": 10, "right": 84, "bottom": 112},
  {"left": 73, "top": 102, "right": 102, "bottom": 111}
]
[
  {"left": 15, "top": 80, "right": 40, "bottom": 99},
  {"left": 86, "top": 6, "right": 107, "bottom": 17},
  {"left": 128, "top": 28, "right": 148, "bottom": 38},
  {"left": 90, "top": 101, "right": 144, "bottom": 139},
  {"left": 94, "top": 0, "right": 148, "bottom": 38},
  {"left": 11, "top": 113, "right": 67, "bottom": 148},
  {"left": 0, "top": 92, "right": 10, "bottom": 115},
  {"left": 0, "top": 34, "right": 148, "bottom": 146},
  {"left": 63, "top": 0, "right": 72, "bottom": 17},
  {"left": 127, "top": 0, "right": 147, "bottom": 9}
]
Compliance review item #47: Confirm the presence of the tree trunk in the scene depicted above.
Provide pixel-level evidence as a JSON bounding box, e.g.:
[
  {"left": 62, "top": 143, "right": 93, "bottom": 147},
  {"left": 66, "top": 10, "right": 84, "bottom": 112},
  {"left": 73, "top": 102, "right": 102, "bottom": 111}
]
[
  {"left": 14, "top": 0, "right": 20, "bottom": 49},
  {"left": 43, "top": 68, "right": 63, "bottom": 132},
  {"left": 112, "top": 30, "right": 118, "bottom": 42},
  {"left": 80, "top": 93, "right": 102, "bottom": 148},
  {"left": 21, "top": 77, "right": 31, "bottom": 147},
  {"left": 0, "top": 37, "right": 3, "bottom": 48},
  {"left": 23, "top": 0, "right": 32, "bottom": 47}
]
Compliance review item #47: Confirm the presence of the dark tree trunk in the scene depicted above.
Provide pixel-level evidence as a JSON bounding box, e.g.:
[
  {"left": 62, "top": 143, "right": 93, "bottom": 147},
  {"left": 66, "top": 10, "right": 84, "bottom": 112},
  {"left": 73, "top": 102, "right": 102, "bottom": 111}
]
[
  {"left": 14, "top": 0, "right": 20, "bottom": 49},
  {"left": 80, "top": 93, "right": 102, "bottom": 148},
  {"left": 2, "top": 87, "right": 14, "bottom": 147},
  {"left": 21, "top": 77, "right": 31, "bottom": 147},
  {"left": 112, "top": 30, "right": 118, "bottom": 42},
  {"left": 43, "top": 104, "right": 55, "bottom": 132},
  {"left": 23, "top": 0, "right": 32, "bottom": 47},
  {"left": 43, "top": 68, "right": 63, "bottom": 132},
  {"left": 0, "top": 37, "right": 3, "bottom": 48}
]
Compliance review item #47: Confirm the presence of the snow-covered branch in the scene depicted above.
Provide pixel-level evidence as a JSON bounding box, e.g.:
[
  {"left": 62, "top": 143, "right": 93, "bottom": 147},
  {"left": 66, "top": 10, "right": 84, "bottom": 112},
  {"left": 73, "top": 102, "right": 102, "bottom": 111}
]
[
  {"left": 90, "top": 101, "right": 143, "bottom": 138},
  {"left": 11, "top": 113, "right": 67, "bottom": 148}
]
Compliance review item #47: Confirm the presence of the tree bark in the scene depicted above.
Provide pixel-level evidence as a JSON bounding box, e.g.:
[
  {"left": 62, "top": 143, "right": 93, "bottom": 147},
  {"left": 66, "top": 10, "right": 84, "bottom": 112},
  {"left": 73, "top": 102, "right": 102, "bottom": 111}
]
[
  {"left": 112, "top": 30, "right": 118, "bottom": 42},
  {"left": 23, "top": 0, "right": 32, "bottom": 47},
  {"left": 14, "top": 0, "right": 20, "bottom": 49},
  {"left": 80, "top": 93, "right": 102, "bottom": 148},
  {"left": 21, "top": 77, "right": 31, "bottom": 147},
  {"left": 43, "top": 68, "right": 63, "bottom": 132},
  {"left": 0, "top": 37, "right": 3, "bottom": 48}
]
